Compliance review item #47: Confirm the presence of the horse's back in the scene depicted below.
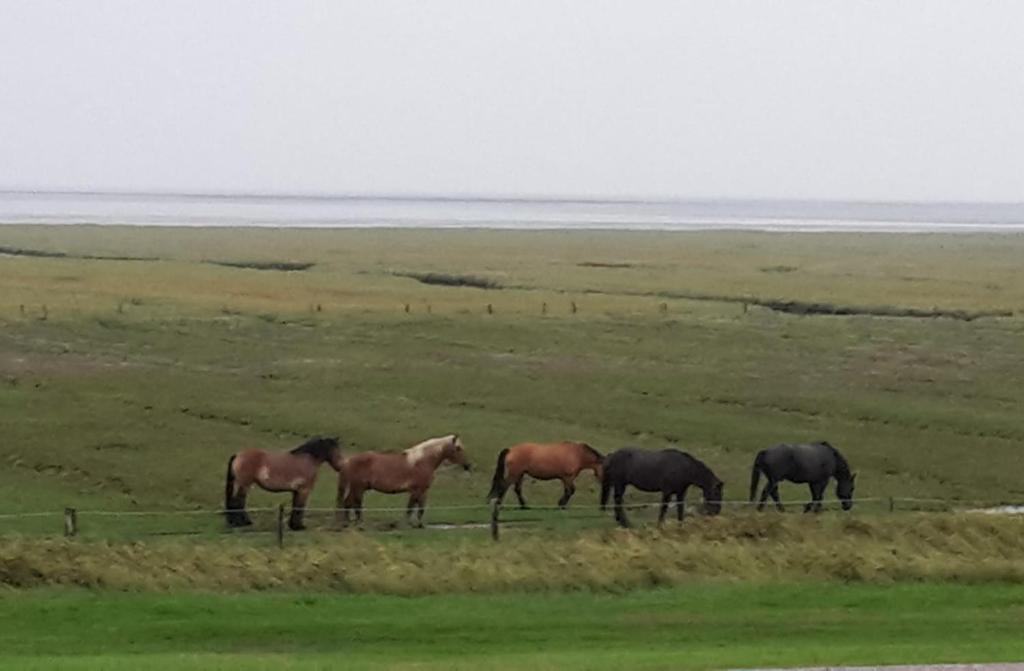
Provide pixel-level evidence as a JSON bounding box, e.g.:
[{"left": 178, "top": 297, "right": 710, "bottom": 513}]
[
  {"left": 604, "top": 448, "right": 672, "bottom": 491},
  {"left": 760, "top": 442, "right": 835, "bottom": 481},
  {"left": 508, "top": 441, "right": 582, "bottom": 478}
]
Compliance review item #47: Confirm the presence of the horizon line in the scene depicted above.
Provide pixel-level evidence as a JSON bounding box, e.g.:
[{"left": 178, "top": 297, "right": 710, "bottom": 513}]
[{"left": 2, "top": 187, "right": 1024, "bottom": 208}]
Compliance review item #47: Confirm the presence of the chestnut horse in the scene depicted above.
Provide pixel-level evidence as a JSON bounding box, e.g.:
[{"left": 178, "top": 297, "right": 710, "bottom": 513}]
[
  {"left": 337, "top": 434, "right": 469, "bottom": 527},
  {"left": 225, "top": 436, "right": 343, "bottom": 531},
  {"left": 487, "top": 441, "right": 603, "bottom": 509}
]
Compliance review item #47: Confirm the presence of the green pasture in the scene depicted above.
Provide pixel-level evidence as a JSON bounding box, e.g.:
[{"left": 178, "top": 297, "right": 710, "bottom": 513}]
[
  {"left": 1, "top": 582, "right": 1023, "bottom": 670},
  {"left": 1, "top": 225, "right": 1023, "bottom": 534},
  {"left": 2, "top": 225, "right": 1024, "bottom": 668}
]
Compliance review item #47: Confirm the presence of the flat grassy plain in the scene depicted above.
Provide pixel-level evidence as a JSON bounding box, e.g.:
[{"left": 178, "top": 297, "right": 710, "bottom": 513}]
[
  {"left": 2, "top": 582, "right": 1024, "bottom": 671},
  {"left": 2, "top": 225, "right": 1023, "bottom": 522},
  {"left": 2, "top": 225, "right": 1024, "bottom": 668}
]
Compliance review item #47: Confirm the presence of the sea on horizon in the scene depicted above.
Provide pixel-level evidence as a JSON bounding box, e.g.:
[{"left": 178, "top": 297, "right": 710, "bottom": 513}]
[{"left": 1, "top": 191, "right": 1023, "bottom": 233}]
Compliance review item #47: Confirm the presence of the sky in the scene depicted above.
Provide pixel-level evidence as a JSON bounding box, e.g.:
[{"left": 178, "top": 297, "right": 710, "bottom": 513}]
[{"left": 1, "top": 1, "right": 1023, "bottom": 201}]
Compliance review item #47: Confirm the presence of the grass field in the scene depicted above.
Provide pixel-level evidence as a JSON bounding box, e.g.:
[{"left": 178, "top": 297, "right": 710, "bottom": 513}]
[
  {"left": 2, "top": 225, "right": 1024, "bottom": 668},
  {"left": 2, "top": 225, "right": 1023, "bottom": 524},
  {"left": 2, "top": 582, "right": 1024, "bottom": 670}
]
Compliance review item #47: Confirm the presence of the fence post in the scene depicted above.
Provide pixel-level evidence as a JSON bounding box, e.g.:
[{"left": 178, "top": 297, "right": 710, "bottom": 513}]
[
  {"left": 277, "top": 504, "right": 285, "bottom": 549},
  {"left": 490, "top": 499, "right": 500, "bottom": 542},
  {"left": 64, "top": 507, "right": 77, "bottom": 537},
  {"left": 888, "top": 496, "right": 895, "bottom": 513}
]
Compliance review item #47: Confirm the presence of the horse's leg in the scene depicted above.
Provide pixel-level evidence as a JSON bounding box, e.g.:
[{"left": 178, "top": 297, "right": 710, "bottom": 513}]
[
  {"left": 514, "top": 475, "right": 528, "bottom": 510},
  {"left": 233, "top": 484, "right": 253, "bottom": 526},
  {"left": 346, "top": 487, "right": 364, "bottom": 526},
  {"left": 340, "top": 493, "right": 354, "bottom": 527},
  {"left": 557, "top": 477, "right": 576, "bottom": 509},
  {"left": 289, "top": 487, "right": 311, "bottom": 531},
  {"left": 803, "top": 483, "right": 815, "bottom": 514},
  {"left": 613, "top": 483, "right": 630, "bottom": 528},
  {"left": 406, "top": 493, "right": 418, "bottom": 527},
  {"left": 756, "top": 479, "right": 772, "bottom": 512},
  {"left": 810, "top": 480, "right": 827, "bottom": 513},
  {"left": 657, "top": 491, "right": 671, "bottom": 525},
  {"left": 770, "top": 482, "right": 785, "bottom": 512},
  {"left": 677, "top": 485, "right": 689, "bottom": 522},
  {"left": 416, "top": 493, "right": 427, "bottom": 528}
]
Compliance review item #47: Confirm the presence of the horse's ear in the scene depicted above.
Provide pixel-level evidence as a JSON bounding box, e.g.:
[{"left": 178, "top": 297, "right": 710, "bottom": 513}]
[{"left": 851, "top": 472, "right": 858, "bottom": 481}]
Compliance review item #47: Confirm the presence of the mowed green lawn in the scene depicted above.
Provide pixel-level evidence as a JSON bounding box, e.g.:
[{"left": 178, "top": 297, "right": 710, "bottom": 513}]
[{"left": 2, "top": 582, "right": 1023, "bottom": 670}]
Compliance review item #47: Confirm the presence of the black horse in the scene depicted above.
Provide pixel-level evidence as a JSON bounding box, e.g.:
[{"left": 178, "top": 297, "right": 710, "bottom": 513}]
[
  {"left": 749, "top": 441, "right": 856, "bottom": 512},
  {"left": 600, "top": 448, "right": 724, "bottom": 528}
]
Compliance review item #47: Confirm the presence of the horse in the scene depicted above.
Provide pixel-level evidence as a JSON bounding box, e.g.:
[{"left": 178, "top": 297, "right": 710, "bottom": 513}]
[
  {"left": 749, "top": 440, "right": 856, "bottom": 512},
  {"left": 337, "top": 434, "right": 469, "bottom": 528},
  {"left": 600, "top": 447, "right": 724, "bottom": 528},
  {"left": 487, "top": 441, "right": 603, "bottom": 509},
  {"left": 224, "top": 435, "right": 343, "bottom": 531}
]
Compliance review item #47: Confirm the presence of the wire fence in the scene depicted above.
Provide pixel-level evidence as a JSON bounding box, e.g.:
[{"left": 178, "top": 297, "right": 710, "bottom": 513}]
[{"left": 1, "top": 495, "right": 1022, "bottom": 546}]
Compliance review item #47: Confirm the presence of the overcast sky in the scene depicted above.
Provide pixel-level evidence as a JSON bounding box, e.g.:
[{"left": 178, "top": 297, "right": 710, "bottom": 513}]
[{"left": 2, "top": 1, "right": 1023, "bottom": 201}]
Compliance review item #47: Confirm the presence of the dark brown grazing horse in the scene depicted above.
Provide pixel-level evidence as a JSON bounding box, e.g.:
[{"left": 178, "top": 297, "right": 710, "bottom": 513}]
[
  {"left": 337, "top": 434, "right": 469, "bottom": 528},
  {"left": 487, "top": 441, "right": 603, "bottom": 508},
  {"left": 225, "top": 436, "right": 343, "bottom": 530}
]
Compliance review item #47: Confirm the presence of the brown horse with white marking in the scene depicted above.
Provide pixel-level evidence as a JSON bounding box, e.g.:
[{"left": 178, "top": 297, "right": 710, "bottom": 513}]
[
  {"left": 225, "top": 436, "right": 343, "bottom": 530},
  {"left": 337, "top": 434, "right": 470, "bottom": 527},
  {"left": 487, "top": 441, "right": 603, "bottom": 509}
]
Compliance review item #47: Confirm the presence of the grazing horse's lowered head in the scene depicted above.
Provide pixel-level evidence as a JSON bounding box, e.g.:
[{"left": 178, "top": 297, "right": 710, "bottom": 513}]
[
  {"left": 836, "top": 472, "right": 857, "bottom": 511},
  {"left": 702, "top": 478, "right": 725, "bottom": 516},
  {"left": 291, "top": 435, "right": 345, "bottom": 472},
  {"left": 579, "top": 443, "right": 604, "bottom": 482},
  {"left": 821, "top": 440, "right": 856, "bottom": 510}
]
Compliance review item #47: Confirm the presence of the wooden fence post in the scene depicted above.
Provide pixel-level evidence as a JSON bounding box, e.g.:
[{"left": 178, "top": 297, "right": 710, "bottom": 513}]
[
  {"left": 490, "top": 499, "right": 500, "bottom": 542},
  {"left": 64, "top": 507, "right": 77, "bottom": 537},
  {"left": 888, "top": 496, "right": 895, "bottom": 513},
  {"left": 277, "top": 504, "right": 285, "bottom": 548}
]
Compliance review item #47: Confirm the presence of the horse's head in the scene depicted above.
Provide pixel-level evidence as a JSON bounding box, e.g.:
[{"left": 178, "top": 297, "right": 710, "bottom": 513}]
[
  {"left": 446, "top": 434, "right": 471, "bottom": 471},
  {"left": 325, "top": 436, "right": 345, "bottom": 472},
  {"left": 836, "top": 472, "right": 856, "bottom": 510},
  {"left": 702, "top": 479, "right": 725, "bottom": 515},
  {"left": 580, "top": 443, "right": 604, "bottom": 481}
]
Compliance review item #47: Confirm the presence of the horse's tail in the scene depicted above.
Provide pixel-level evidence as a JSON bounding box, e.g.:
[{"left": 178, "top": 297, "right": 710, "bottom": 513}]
[
  {"left": 487, "top": 448, "right": 510, "bottom": 501},
  {"left": 224, "top": 454, "right": 237, "bottom": 521},
  {"left": 749, "top": 451, "right": 764, "bottom": 503}
]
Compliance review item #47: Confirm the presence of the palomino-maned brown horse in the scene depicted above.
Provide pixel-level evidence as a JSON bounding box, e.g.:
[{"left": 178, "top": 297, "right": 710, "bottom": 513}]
[
  {"left": 225, "top": 436, "right": 343, "bottom": 530},
  {"left": 487, "top": 441, "right": 603, "bottom": 509},
  {"left": 337, "top": 434, "right": 469, "bottom": 528}
]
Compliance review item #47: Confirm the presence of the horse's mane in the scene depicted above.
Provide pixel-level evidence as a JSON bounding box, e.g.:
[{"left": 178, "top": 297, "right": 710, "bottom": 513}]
[
  {"left": 819, "top": 441, "right": 851, "bottom": 478},
  {"left": 290, "top": 436, "right": 339, "bottom": 460},
  {"left": 675, "top": 449, "right": 721, "bottom": 487},
  {"left": 404, "top": 435, "right": 455, "bottom": 464}
]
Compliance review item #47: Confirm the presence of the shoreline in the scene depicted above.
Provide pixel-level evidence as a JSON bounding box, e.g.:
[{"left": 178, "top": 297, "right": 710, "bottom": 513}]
[{"left": 3, "top": 218, "right": 1024, "bottom": 233}]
